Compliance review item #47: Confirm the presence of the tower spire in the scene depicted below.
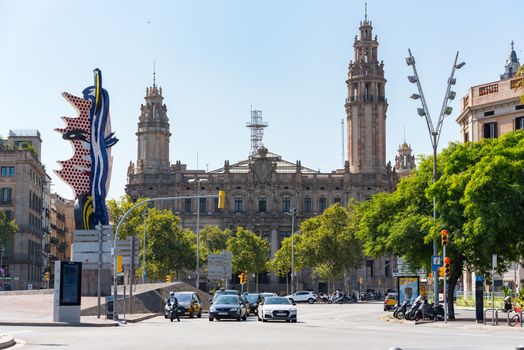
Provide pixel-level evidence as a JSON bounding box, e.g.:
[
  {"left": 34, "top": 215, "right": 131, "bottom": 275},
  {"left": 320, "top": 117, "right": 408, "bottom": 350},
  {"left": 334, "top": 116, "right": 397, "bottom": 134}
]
[{"left": 365, "top": 1, "right": 367, "bottom": 21}]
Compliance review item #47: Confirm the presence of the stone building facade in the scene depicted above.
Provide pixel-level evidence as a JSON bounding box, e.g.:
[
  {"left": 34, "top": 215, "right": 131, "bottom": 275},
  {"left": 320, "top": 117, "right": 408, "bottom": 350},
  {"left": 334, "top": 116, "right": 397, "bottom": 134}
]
[
  {"left": 0, "top": 130, "right": 50, "bottom": 290},
  {"left": 126, "top": 17, "right": 401, "bottom": 292},
  {"left": 456, "top": 42, "right": 523, "bottom": 143},
  {"left": 47, "top": 193, "right": 75, "bottom": 286}
]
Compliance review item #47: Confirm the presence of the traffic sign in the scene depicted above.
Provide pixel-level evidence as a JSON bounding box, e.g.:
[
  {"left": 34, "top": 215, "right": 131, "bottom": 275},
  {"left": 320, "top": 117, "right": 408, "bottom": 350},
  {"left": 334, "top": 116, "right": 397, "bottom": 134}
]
[{"left": 431, "top": 255, "right": 443, "bottom": 271}]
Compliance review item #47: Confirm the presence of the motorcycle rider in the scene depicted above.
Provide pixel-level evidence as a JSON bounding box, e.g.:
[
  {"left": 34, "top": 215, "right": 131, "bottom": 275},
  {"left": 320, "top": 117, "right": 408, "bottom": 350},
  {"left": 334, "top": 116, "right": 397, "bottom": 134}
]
[{"left": 165, "top": 291, "right": 180, "bottom": 322}]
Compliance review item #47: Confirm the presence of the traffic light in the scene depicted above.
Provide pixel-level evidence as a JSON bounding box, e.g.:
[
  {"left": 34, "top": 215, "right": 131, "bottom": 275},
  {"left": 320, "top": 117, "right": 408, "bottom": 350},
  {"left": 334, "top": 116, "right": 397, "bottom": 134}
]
[
  {"left": 239, "top": 272, "right": 246, "bottom": 285},
  {"left": 444, "top": 257, "right": 451, "bottom": 275},
  {"left": 166, "top": 275, "right": 172, "bottom": 283},
  {"left": 218, "top": 190, "right": 226, "bottom": 209},
  {"left": 441, "top": 229, "right": 448, "bottom": 246}
]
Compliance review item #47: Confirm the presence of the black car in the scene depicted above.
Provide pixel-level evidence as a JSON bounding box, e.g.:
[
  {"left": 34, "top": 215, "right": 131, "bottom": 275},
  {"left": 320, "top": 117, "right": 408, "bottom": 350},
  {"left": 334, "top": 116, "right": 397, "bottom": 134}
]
[
  {"left": 244, "top": 293, "right": 263, "bottom": 315},
  {"left": 173, "top": 292, "right": 203, "bottom": 318},
  {"left": 209, "top": 295, "right": 248, "bottom": 321}
]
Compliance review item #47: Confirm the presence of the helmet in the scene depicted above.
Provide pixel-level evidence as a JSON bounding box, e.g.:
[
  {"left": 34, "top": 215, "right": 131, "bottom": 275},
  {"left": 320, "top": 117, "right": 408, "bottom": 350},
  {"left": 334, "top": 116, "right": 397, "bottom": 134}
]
[{"left": 169, "top": 291, "right": 175, "bottom": 297}]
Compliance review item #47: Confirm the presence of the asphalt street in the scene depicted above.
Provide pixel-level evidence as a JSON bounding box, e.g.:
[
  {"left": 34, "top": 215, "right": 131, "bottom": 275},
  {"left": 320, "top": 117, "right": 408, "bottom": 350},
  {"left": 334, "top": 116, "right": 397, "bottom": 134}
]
[{"left": 2, "top": 303, "right": 523, "bottom": 350}]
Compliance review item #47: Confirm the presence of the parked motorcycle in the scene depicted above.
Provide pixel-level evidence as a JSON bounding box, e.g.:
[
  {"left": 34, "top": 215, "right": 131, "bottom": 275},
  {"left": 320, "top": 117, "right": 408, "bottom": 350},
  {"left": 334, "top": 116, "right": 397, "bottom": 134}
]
[
  {"left": 165, "top": 302, "right": 180, "bottom": 322},
  {"left": 393, "top": 300, "right": 410, "bottom": 319},
  {"left": 414, "top": 300, "right": 444, "bottom": 321},
  {"left": 404, "top": 296, "right": 423, "bottom": 321}
]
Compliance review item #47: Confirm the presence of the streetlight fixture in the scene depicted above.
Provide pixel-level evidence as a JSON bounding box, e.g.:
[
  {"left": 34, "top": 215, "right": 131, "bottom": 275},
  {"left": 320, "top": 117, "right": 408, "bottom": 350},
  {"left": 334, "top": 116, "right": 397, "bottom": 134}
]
[
  {"left": 285, "top": 208, "right": 298, "bottom": 294},
  {"left": 406, "top": 48, "right": 464, "bottom": 321},
  {"left": 188, "top": 178, "right": 208, "bottom": 290}
]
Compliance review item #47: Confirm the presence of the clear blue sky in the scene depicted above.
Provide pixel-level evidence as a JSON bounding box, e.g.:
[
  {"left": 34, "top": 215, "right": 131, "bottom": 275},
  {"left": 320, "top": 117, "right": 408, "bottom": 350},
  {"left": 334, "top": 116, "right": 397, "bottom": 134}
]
[{"left": 0, "top": 0, "right": 522, "bottom": 200}]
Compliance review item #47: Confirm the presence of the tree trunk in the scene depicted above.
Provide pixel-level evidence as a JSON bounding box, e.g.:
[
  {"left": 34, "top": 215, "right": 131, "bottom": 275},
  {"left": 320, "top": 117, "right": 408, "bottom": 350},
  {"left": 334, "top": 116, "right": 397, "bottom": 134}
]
[{"left": 446, "top": 255, "right": 464, "bottom": 320}]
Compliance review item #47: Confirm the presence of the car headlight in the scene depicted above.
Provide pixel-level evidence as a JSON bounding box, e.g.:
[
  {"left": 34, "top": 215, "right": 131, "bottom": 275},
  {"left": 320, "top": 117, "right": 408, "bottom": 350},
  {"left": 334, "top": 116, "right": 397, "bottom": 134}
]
[
  {"left": 290, "top": 308, "right": 297, "bottom": 313},
  {"left": 210, "top": 306, "right": 216, "bottom": 312}
]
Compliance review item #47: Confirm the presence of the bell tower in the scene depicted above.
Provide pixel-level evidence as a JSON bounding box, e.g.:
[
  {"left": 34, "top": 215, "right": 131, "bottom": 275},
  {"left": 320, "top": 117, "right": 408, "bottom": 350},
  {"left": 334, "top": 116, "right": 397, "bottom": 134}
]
[
  {"left": 345, "top": 12, "right": 387, "bottom": 174},
  {"left": 135, "top": 76, "right": 171, "bottom": 174}
]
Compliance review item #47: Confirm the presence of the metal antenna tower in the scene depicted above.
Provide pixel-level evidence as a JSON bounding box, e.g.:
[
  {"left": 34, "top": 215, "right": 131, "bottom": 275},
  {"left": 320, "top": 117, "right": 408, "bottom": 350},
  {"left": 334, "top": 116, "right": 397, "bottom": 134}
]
[{"left": 246, "top": 107, "right": 268, "bottom": 157}]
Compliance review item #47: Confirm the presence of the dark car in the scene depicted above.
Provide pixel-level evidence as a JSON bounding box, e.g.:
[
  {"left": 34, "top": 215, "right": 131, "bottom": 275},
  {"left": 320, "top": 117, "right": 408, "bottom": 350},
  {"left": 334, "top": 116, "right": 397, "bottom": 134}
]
[
  {"left": 209, "top": 295, "right": 248, "bottom": 322},
  {"left": 210, "top": 289, "right": 239, "bottom": 304},
  {"left": 173, "top": 292, "right": 203, "bottom": 318},
  {"left": 244, "top": 293, "right": 263, "bottom": 315}
]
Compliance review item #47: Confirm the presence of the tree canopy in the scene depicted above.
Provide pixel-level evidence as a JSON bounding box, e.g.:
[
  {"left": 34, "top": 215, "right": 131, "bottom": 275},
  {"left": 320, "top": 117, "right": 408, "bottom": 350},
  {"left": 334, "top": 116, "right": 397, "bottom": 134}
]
[
  {"left": 0, "top": 210, "right": 18, "bottom": 244},
  {"left": 227, "top": 227, "right": 269, "bottom": 277},
  {"left": 357, "top": 131, "right": 524, "bottom": 318}
]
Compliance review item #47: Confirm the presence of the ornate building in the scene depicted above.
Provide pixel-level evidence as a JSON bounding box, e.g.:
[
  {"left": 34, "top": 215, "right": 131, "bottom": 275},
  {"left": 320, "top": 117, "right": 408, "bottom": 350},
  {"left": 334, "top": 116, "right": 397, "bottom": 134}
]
[
  {"left": 126, "top": 16, "right": 401, "bottom": 292},
  {"left": 394, "top": 141, "right": 416, "bottom": 178},
  {"left": 456, "top": 42, "right": 523, "bottom": 143}
]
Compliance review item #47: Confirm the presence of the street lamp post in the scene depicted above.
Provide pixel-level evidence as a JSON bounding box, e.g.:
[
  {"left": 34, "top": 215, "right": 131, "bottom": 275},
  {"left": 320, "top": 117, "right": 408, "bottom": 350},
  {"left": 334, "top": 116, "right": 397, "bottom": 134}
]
[
  {"left": 286, "top": 208, "right": 298, "bottom": 294},
  {"left": 406, "top": 49, "right": 465, "bottom": 317},
  {"left": 142, "top": 209, "right": 148, "bottom": 285},
  {"left": 189, "top": 178, "right": 208, "bottom": 290}
]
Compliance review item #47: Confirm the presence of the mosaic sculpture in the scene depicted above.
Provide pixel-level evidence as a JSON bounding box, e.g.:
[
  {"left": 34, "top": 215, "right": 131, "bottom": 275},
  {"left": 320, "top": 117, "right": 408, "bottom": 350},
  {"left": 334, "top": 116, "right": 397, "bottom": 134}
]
[{"left": 55, "top": 69, "right": 118, "bottom": 229}]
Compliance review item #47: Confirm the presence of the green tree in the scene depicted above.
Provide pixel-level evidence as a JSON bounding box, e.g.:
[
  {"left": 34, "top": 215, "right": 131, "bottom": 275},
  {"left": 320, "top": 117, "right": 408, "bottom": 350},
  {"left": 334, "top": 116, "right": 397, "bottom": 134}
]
[
  {"left": 0, "top": 210, "right": 18, "bottom": 244},
  {"left": 199, "top": 225, "right": 232, "bottom": 268},
  {"left": 300, "top": 204, "right": 363, "bottom": 293},
  {"left": 227, "top": 227, "right": 269, "bottom": 291},
  {"left": 269, "top": 234, "right": 305, "bottom": 293},
  {"left": 358, "top": 131, "right": 524, "bottom": 319},
  {"left": 107, "top": 196, "right": 195, "bottom": 281}
]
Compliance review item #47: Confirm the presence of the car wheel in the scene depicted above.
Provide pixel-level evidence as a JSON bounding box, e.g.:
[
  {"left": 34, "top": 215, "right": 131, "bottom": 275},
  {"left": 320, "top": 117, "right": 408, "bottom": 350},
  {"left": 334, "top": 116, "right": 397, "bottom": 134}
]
[
  {"left": 242, "top": 314, "right": 247, "bottom": 321},
  {"left": 209, "top": 316, "right": 214, "bottom": 322},
  {"left": 384, "top": 306, "right": 387, "bottom": 311},
  {"left": 189, "top": 310, "right": 194, "bottom": 318},
  {"left": 292, "top": 319, "right": 297, "bottom": 323},
  {"left": 308, "top": 298, "right": 314, "bottom": 304},
  {"left": 197, "top": 309, "right": 202, "bottom": 318},
  {"left": 262, "top": 318, "right": 267, "bottom": 322}
]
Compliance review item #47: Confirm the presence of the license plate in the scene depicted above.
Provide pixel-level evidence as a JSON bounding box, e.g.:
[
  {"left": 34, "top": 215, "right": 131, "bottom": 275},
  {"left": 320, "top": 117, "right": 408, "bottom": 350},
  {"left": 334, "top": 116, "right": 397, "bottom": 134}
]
[
  {"left": 276, "top": 312, "right": 286, "bottom": 316},
  {"left": 218, "top": 312, "right": 228, "bottom": 315}
]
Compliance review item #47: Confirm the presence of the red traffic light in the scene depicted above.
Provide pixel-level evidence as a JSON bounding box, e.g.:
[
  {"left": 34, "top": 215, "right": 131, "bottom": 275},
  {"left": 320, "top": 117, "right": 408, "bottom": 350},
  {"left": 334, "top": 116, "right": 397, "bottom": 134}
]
[
  {"left": 441, "top": 229, "right": 449, "bottom": 246},
  {"left": 444, "top": 257, "right": 450, "bottom": 265}
]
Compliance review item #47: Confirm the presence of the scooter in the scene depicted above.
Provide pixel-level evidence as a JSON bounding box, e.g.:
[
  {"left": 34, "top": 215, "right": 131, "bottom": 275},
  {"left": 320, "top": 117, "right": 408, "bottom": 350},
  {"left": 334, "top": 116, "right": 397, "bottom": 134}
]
[
  {"left": 414, "top": 300, "right": 444, "bottom": 321},
  {"left": 404, "top": 296, "right": 423, "bottom": 321},
  {"left": 393, "top": 300, "right": 410, "bottom": 319}
]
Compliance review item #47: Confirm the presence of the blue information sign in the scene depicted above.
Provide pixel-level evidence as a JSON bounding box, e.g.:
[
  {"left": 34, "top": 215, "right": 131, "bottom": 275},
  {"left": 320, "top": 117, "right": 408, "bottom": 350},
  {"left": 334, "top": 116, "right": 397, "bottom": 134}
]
[{"left": 431, "top": 255, "right": 443, "bottom": 271}]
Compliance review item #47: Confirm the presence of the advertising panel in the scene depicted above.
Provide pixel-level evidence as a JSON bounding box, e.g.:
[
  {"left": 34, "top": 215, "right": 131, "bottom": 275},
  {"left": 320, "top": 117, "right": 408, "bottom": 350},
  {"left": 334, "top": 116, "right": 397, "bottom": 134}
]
[{"left": 397, "top": 276, "right": 420, "bottom": 304}]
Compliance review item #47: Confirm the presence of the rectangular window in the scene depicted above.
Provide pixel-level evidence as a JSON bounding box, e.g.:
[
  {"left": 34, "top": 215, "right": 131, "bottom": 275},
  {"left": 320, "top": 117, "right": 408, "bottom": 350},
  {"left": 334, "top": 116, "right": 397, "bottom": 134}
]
[
  {"left": 319, "top": 197, "right": 327, "bottom": 212},
  {"left": 483, "top": 122, "right": 498, "bottom": 138},
  {"left": 199, "top": 198, "right": 206, "bottom": 212},
  {"left": 278, "top": 231, "right": 290, "bottom": 248},
  {"left": 262, "top": 231, "right": 270, "bottom": 241},
  {"left": 282, "top": 197, "right": 291, "bottom": 212},
  {"left": 213, "top": 198, "right": 219, "bottom": 212},
  {"left": 184, "top": 198, "right": 192, "bottom": 213},
  {"left": 333, "top": 197, "right": 342, "bottom": 205},
  {"left": 234, "top": 197, "right": 243, "bottom": 213},
  {"left": 0, "top": 188, "right": 12, "bottom": 204},
  {"left": 366, "top": 260, "right": 374, "bottom": 278},
  {"left": 516, "top": 105, "right": 524, "bottom": 111},
  {"left": 384, "top": 260, "right": 391, "bottom": 278},
  {"left": 464, "top": 132, "right": 469, "bottom": 143},
  {"left": 304, "top": 197, "right": 312, "bottom": 212},
  {"left": 0, "top": 167, "right": 14, "bottom": 176},
  {"left": 258, "top": 198, "right": 267, "bottom": 212},
  {"left": 483, "top": 110, "right": 495, "bottom": 117},
  {"left": 515, "top": 116, "right": 524, "bottom": 130}
]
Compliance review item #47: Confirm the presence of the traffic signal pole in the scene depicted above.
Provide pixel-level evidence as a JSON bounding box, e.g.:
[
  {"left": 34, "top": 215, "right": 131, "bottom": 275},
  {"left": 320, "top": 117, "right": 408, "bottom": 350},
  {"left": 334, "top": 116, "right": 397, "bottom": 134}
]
[{"left": 443, "top": 245, "right": 447, "bottom": 323}]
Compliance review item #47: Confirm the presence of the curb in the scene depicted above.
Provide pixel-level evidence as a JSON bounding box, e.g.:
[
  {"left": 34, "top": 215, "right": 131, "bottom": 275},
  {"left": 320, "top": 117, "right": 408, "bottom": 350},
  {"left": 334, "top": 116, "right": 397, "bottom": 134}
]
[
  {"left": 0, "top": 321, "right": 118, "bottom": 327},
  {"left": 122, "top": 313, "right": 161, "bottom": 323},
  {"left": 0, "top": 335, "right": 15, "bottom": 349}
]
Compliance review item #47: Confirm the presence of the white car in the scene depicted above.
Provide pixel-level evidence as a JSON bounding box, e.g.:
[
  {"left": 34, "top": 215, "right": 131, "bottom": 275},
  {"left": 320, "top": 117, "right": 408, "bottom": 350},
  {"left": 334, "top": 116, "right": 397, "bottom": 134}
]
[
  {"left": 258, "top": 296, "right": 297, "bottom": 322},
  {"left": 286, "top": 291, "right": 317, "bottom": 304}
]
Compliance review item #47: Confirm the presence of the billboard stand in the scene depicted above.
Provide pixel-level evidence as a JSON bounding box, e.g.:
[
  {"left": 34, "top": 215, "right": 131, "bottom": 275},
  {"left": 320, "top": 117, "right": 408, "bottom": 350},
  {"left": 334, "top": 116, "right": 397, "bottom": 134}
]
[{"left": 53, "top": 261, "right": 82, "bottom": 323}]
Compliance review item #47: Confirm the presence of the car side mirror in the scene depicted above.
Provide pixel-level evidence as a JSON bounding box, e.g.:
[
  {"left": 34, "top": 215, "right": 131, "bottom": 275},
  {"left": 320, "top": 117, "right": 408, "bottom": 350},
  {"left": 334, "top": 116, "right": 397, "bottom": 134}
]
[{"left": 292, "top": 302, "right": 296, "bottom": 306}]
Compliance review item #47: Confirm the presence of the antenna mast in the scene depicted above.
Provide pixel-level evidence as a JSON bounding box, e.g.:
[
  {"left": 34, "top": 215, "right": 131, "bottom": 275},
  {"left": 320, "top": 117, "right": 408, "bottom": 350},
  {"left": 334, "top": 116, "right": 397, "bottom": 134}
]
[{"left": 246, "top": 108, "right": 268, "bottom": 157}]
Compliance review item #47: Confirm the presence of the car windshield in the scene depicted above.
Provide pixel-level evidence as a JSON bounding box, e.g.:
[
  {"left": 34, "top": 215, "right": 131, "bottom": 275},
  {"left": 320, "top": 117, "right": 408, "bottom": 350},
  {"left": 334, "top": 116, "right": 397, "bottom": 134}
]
[
  {"left": 174, "top": 293, "right": 192, "bottom": 302},
  {"left": 265, "top": 297, "right": 291, "bottom": 305},
  {"left": 246, "top": 294, "right": 260, "bottom": 302},
  {"left": 215, "top": 295, "right": 239, "bottom": 305}
]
